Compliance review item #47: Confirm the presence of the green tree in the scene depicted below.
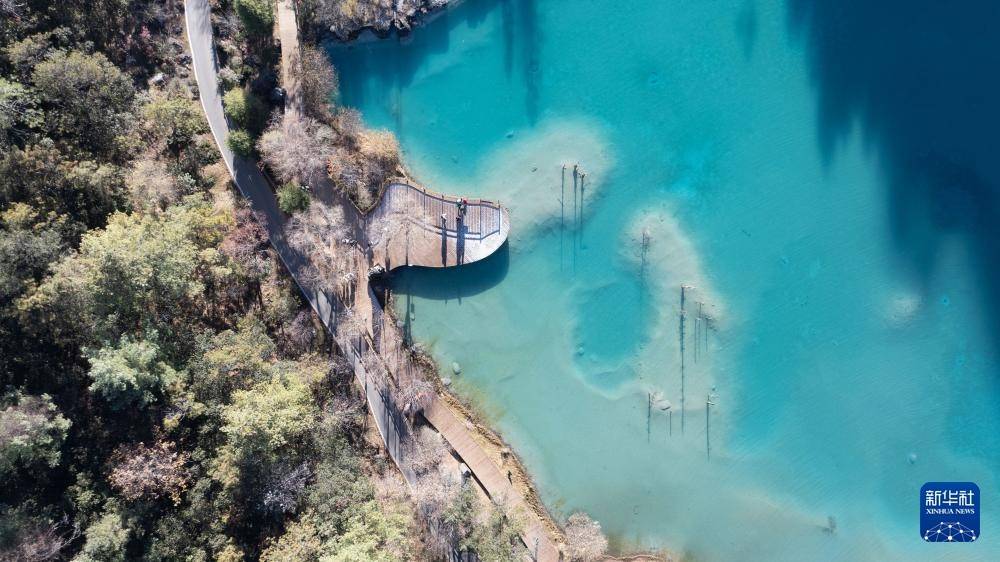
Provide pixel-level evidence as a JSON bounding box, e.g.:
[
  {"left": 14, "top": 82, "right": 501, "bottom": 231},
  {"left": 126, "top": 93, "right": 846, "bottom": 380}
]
[
  {"left": 0, "top": 77, "right": 39, "bottom": 148},
  {"left": 234, "top": 0, "right": 276, "bottom": 38},
  {"left": 326, "top": 500, "right": 409, "bottom": 562},
  {"left": 143, "top": 95, "right": 208, "bottom": 157},
  {"left": 278, "top": 182, "right": 310, "bottom": 214},
  {"left": 0, "top": 141, "right": 128, "bottom": 230},
  {"left": 192, "top": 316, "right": 277, "bottom": 402},
  {"left": 73, "top": 511, "right": 130, "bottom": 562},
  {"left": 31, "top": 50, "right": 135, "bottom": 154},
  {"left": 3, "top": 32, "right": 56, "bottom": 79},
  {"left": 0, "top": 392, "right": 71, "bottom": 476},
  {"left": 0, "top": 204, "right": 66, "bottom": 302},
  {"left": 260, "top": 515, "right": 323, "bottom": 562},
  {"left": 220, "top": 374, "right": 315, "bottom": 464},
  {"left": 17, "top": 197, "right": 230, "bottom": 344},
  {"left": 86, "top": 338, "right": 180, "bottom": 411},
  {"left": 227, "top": 129, "right": 255, "bottom": 157},
  {"left": 223, "top": 88, "right": 266, "bottom": 133}
]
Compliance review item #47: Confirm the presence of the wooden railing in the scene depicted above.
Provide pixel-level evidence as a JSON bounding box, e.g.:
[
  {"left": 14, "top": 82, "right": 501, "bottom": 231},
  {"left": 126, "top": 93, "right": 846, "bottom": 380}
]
[{"left": 371, "top": 182, "right": 505, "bottom": 241}]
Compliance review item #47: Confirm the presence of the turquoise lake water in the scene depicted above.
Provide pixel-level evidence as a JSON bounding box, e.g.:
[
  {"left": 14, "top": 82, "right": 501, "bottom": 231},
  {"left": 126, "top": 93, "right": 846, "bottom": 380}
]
[{"left": 327, "top": 1, "right": 1000, "bottom": 559}]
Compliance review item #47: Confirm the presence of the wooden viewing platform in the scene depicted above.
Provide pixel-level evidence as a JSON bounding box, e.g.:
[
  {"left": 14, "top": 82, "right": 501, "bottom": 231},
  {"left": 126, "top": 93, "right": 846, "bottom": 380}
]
[{"left": 367, "top": 182, "right": 511, "bottom": 270}]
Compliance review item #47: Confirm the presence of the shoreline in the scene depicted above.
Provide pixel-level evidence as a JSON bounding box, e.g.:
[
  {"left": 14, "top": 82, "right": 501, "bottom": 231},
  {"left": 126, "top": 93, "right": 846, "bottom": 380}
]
[
  {"left": 299, "top": 3, "right": 673, "bottom": 559},
  {"left": 308, "top": 0, "right": 461, "bottom": 45},
  {"left": 392, "top": 298, "right": 674, "bottom": 562}
]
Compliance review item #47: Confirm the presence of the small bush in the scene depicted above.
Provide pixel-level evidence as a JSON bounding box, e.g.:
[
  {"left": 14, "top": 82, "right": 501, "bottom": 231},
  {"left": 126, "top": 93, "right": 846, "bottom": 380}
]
[
  {"left": 223, "top": 88, "right": 266, "bottom": 133},
  {"left": 219, "top": 67, "right": 240, "bottom": 90},
  {"left": 227, "top": 129, "right": 255, "bottom": 157},
  {"left": 234, "top": 0, "right": 275, "bottom": 38},
  {"left": 278, "top": 182, "right": 310, "bottom": 214}
]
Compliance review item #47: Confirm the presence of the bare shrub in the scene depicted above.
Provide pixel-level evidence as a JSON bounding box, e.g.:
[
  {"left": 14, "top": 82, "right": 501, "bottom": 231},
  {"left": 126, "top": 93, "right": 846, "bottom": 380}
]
[
  {"left": 108, "top": 441, "right": 189, "bottom": 504},
  {"left": 263, "top": 462, "right": 311, "bottom": 514},
  {"left": 564, "top": 512, "right": 609, "bottom": 562},
  {"left": 331, "top": 107, "right": 362, "bottom": 142},
  {"left": 285, "top": 201, "right": 353, "bottom": 293},
  {"left": 258, "top": 115, "right": 337, "bottom": 189},
  {"left": 221, "top": 206, "right": 270, "bottom": 278},
  {"left": 412, "top": 466, "right": 465, "bottom": 557},
  {"left": 284, "top": 309, "right": 317, "bottom": 354},
  {"left": 404, "top": 426, "right": 448, "bottom": 477},
  {"left": 128, "top": 159, "right": 178, "bottom": 211},
  {"left": 396, "top": 374, "right": 434, "bottom": 416},
  {"left": 299, "top": 45, "right": 338, "bottom": 119},
  {"left": 358, "top": 128, "right": 400, "bottom": 168},
  {"left": 0, "top": 517, "right": 74, "bottom": 562},
  {"left": 361, "top": 349, "right": 390, "bottom": 388},
  {"left": 327, "top": 128, "right": 401, "bottom": 212}
]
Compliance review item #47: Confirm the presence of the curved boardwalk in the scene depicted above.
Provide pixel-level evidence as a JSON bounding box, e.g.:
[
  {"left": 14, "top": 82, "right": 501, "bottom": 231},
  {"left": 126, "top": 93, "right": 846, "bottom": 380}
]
[{"left": 368, "top": 182, "right": 510, "bottom": 270}]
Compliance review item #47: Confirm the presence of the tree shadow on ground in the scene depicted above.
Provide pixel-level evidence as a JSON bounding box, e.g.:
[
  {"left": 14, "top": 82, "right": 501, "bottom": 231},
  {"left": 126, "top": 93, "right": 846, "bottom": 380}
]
[{"left": 787, "top": 0, "right": 1000, "bottom": 349}]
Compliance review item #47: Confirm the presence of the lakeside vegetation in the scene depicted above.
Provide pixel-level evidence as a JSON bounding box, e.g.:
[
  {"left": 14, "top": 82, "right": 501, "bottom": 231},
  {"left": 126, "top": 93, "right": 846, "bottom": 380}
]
[
  {"left": 0, "top": 1, "right": 424, "bottom": 559},
  {"left": 1, "top": 0, "right": 611, "bottom": 560}
]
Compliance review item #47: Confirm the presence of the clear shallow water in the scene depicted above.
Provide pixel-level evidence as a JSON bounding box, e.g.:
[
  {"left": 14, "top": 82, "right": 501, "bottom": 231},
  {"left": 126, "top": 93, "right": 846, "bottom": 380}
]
[{"left": 327, "top": 1, "right": 1000, "bottom": 559}]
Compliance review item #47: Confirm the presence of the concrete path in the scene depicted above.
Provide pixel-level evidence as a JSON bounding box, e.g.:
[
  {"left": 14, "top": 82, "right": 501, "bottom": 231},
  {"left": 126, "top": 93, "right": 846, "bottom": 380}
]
[
  {"left": 424, "top": 400, "right": 562, "bottom": 562},
  {"left": 185, "top": 0, "right": 410, "bottom": 480},
  {"left": 275, "top": 0, "right": 304, "bottom": 118}
]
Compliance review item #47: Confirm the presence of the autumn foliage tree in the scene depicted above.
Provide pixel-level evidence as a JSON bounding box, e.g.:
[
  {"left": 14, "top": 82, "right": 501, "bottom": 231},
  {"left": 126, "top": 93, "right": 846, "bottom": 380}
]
[{"left": 109, "top": 441, "right": 189, "bottom": 504}]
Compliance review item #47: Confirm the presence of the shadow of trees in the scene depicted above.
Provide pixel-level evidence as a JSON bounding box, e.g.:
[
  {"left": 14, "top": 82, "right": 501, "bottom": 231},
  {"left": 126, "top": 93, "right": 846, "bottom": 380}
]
[
  {"left": 788, "top": 0, "right": 1000, "bottom": 342},
  {"left": 325, "top": 0, "right": 541, "bottom": 125}
]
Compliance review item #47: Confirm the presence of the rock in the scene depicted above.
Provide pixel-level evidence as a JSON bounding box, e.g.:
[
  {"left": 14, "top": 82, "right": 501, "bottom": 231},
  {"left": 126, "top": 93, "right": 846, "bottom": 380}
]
[
  {"left": 451, "top": 362, "right": 462, "bottom": 374},
  {"left": 149, "top": 72, "right": 165, "bottom": 85},
  {"left": 395, "top": 320, "right": 404, "bottom": 328},
  {"left": 441, "top": 377, "right": 452, "bottom": 386}
]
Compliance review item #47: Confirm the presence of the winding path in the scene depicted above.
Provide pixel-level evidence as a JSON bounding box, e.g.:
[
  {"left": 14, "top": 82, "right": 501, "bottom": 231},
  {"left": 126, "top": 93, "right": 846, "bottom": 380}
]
[
  {"left": 186, "top": 1, "right": 555, "bottom": 560},
  {"left": 185, "top": 0, "right": 410, "bottom": 477}
]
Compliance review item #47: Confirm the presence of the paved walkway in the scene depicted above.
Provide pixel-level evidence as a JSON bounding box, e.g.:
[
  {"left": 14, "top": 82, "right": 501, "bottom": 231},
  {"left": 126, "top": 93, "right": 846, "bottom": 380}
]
[
  {"left": 275, "top": 0, "right": 304, "bottom": 118},
  {"left": 423, "top": 400, "right": 562, "bottom": 562},
  {"left": 185, "top": 0, "right": 409, "bottom": 478}
]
